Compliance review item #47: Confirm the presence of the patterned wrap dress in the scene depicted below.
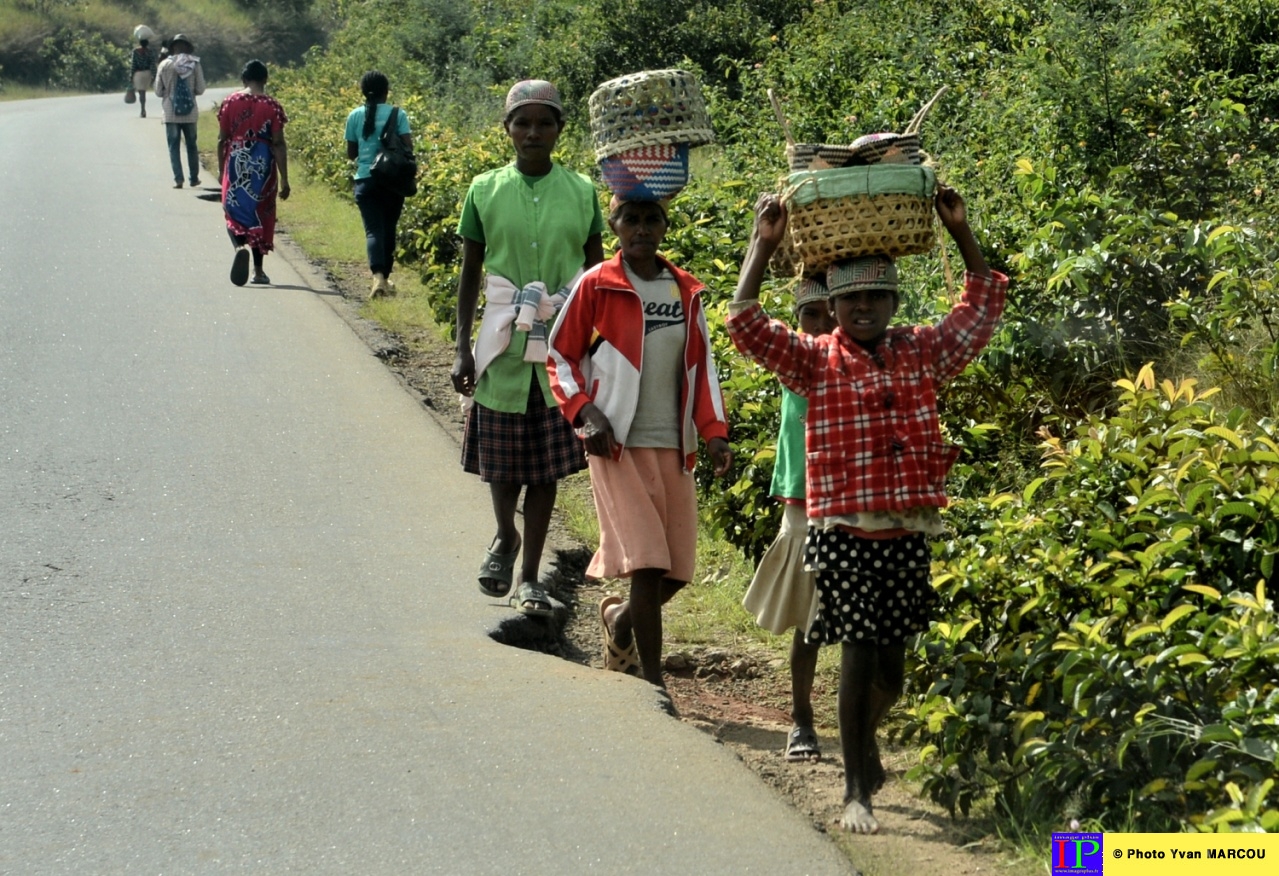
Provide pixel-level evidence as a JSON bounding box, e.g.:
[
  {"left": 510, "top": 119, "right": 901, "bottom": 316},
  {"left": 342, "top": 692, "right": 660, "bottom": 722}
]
[{"left": 218, "top": 92, "right": 288, "bottom": 253}]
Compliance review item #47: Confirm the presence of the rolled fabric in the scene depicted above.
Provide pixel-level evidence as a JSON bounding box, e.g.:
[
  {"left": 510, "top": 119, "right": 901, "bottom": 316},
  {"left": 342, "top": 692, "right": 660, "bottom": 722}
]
[{"left": 512, "top": 281, "right": 563, "bottom": 364}]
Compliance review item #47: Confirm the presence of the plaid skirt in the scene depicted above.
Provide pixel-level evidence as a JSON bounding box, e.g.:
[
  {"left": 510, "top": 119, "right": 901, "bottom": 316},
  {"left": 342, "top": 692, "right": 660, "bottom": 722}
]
[{"left": 461, "top": 383, "right": 586, "bottom": 484}]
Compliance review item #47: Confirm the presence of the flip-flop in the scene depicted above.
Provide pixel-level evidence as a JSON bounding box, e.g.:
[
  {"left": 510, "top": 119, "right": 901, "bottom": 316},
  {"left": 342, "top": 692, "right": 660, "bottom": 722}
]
[
  {"left": 785, "top": 725, "right": 822, "bottom": 762},
  {"left": 599, "top": 595, "right": 639, "bottom": 674},
  {"left": 477, "top": 535, "right": 520, "bottom": 598},
  {"left": 510, "top": 581, "right": 553, "bottom": 618},
  {"left": 230, "top": 247, "right": 250, "bottom": 287}
]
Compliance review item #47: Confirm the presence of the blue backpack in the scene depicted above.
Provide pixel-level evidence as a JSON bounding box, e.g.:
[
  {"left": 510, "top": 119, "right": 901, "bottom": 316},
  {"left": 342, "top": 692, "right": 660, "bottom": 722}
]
[{"left": 172, "top": 74, "right": 194, "bottom": 116}]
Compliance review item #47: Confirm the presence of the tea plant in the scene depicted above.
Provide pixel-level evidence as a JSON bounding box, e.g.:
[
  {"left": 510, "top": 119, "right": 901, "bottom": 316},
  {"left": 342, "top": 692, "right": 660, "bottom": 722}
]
[{"left": 905, "top": 365, "right": 1279, "bottom": 831}]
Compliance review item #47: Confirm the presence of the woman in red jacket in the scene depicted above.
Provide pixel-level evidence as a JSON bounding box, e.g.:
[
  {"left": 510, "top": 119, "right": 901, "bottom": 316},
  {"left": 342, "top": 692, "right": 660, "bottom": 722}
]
[{"left": 548, "top": 198, "right": 733, "bottom": 689}]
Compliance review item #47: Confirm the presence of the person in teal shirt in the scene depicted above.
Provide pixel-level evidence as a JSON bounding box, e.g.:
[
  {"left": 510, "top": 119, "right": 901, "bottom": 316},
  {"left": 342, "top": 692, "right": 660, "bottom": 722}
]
[
  {"left": 344, "top": 70, "right": 413, "bottom": 298},
  {"left": 451, "top": 80, "right": 605, "bottom": 616},
  {"left": 742, "top": 277, "right": 835, "bottom": 762}
]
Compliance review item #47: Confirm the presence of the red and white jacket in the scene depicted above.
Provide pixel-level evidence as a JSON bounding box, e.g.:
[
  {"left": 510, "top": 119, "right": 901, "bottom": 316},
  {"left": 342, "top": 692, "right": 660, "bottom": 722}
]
[{"left": 547, "top": 252, "right": 729, "bottom": 471}]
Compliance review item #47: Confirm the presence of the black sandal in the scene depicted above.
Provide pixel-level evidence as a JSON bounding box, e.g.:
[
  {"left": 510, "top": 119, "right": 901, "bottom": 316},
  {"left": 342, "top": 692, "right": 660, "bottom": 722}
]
[{"left": 785, "top": 725, "right": 822, "bottom": 762}]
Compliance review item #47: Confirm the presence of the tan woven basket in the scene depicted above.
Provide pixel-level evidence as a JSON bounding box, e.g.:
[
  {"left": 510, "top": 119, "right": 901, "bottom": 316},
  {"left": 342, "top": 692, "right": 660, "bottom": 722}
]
[
  {"left": 783, "top": 166, "right": 937, "bottom": 271},
  {"left": 769, "top": 231, "right": 801, "bottom": 278},
  {"left": 589, "top": 69, "right": 715, "bottom": 160}
]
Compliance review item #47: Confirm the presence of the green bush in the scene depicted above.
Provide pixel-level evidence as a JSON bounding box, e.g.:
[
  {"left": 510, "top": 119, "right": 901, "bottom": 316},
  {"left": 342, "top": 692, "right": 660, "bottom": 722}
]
[
  {"left": 39, "top": 27, "right": 125, "bottom": 91},
  {"left": 1, "top": 1, "right": 327, "bottom": 88},
  {"left": 904, "top": 364, "right": 1279, "bottom": 831}
]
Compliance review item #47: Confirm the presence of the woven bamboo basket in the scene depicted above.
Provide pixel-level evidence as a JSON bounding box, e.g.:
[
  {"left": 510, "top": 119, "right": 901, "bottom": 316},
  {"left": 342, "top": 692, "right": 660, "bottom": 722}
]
[
  {"left": 589, "top": 69, "right": 715, "bottom": 161},
  {"left": 766, "top": 87, "right": 948, "bottom": 272},
  {"left": 783, "top": 165, "right": 937, "bottom": 270},
  {"left": 769, "top": 230, "right": 801, "bottom": 278}
]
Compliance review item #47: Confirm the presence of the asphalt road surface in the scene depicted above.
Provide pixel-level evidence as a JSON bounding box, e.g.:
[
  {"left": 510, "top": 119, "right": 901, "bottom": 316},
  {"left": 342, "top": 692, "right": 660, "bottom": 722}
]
[{"left": 0, "top": 92, "right": 855, "bottom": 875}]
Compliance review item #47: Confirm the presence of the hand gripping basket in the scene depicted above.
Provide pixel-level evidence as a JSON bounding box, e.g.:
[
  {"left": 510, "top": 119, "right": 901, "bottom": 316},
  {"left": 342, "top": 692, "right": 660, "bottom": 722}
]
[
  {"left": 783, "top": 164, "right": 938, "bottom": 270},
  {"left": 589, "top": 69, "right": 715, "bottom": 161}
]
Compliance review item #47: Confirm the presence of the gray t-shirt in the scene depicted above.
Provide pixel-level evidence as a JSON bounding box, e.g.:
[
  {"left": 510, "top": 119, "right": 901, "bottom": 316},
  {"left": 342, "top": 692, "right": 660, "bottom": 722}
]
[{"left": 624, "top": 263, "right": 686, "bottom": 449}]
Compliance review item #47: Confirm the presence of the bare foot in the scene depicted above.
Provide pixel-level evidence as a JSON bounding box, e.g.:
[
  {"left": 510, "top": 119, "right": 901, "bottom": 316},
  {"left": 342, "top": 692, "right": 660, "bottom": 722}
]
[{"left": 841, "top": 797, "right": 879, "bottom": 834}]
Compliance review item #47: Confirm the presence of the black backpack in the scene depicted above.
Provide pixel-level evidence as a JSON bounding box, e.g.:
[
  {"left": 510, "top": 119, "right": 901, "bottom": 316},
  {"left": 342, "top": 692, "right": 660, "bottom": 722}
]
[
  {"left": 369, "top": 107, "right": 418, "bottom": 198},
  {"left": 172, "top": 74, "right": 194, "bottom": 115}
]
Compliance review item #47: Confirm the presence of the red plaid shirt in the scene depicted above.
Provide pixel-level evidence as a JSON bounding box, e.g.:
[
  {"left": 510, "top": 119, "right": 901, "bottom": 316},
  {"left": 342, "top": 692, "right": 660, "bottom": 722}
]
[{"left": 726, "top": 270, "right": 1008, "bottom": 519}]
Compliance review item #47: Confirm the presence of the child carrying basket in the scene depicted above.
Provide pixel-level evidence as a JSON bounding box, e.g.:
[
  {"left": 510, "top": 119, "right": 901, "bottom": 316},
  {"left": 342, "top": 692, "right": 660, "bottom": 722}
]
[{"left": 552, "top": 70, "right": 734, "bottom": 690}]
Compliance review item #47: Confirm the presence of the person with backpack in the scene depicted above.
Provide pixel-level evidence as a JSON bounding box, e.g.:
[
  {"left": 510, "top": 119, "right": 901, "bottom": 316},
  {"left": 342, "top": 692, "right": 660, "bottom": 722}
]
[
  {"left": 344, "top": 71, "right": 413, "bottom": 298},
  {"left": 154, "top": 34, "right": 206, "bottom": 189}
]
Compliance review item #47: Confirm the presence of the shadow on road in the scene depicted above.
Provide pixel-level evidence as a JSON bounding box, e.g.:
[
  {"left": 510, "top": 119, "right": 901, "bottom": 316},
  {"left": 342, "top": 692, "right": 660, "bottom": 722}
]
[{"left": 488, "top": 546, "right": 593, "bottom": 666}]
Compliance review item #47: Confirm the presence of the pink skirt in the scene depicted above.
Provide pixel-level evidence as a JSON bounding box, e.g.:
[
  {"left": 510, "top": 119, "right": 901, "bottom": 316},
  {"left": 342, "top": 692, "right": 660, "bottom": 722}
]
[{"left": 586, "top": 447, "right": 697, "bottom": 582}]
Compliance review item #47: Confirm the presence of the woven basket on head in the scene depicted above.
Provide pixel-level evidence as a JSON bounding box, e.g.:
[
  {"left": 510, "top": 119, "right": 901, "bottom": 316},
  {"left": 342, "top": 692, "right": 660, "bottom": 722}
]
[
  {"left": 786, "top": 135, "right": 923, "bottom": 172},
  {"left": 589, "top": 69, "right": 714, "bottom": 161},
  {"left": 783, "top": 165, "right": 937, "bottom": 271},
  {"left": 769, "top": 230, "right": 801, "bottom": 278},
  {"left": 600, "top": 144, "right": 690, "bottom": 200}
]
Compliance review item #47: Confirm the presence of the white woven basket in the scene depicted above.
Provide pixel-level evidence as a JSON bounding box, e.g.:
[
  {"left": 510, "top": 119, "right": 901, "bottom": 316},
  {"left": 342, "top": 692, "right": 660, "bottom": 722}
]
[{"left": 589, "top": 69, "right": 714, "bottom": 161}]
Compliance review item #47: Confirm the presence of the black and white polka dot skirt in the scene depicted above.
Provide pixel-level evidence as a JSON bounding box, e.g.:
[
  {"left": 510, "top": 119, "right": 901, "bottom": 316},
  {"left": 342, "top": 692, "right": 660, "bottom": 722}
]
[{"left": 802, "top": 529, "right": 935, "bottom": 646}]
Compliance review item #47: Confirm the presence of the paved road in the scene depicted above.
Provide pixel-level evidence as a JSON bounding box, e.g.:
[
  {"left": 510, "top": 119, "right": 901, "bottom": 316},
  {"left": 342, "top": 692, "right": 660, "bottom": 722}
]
[{"left": 0, "top": 93, "right": 855, "bottom": 875}]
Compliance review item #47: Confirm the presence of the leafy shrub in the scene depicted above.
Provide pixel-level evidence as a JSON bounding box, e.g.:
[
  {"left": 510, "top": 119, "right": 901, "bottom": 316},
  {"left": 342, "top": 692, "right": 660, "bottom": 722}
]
[
  {"left": 39, "top": 27, "right": 124, "bottom": 92},
  {"left": 1166, "top": 220, "right": 1279, "bottom": 416},
  {"left": 904, "top": 364, "right": 1279, "bottom": 831},
  {"left": 2, "top": 1, "right": 327, "bottom": 88}
]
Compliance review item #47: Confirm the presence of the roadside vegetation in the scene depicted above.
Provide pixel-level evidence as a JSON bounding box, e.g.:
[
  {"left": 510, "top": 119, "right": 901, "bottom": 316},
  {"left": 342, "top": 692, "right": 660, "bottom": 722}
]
[{"left": 248, "top": 0, "right": 1279, "bottom": 845}]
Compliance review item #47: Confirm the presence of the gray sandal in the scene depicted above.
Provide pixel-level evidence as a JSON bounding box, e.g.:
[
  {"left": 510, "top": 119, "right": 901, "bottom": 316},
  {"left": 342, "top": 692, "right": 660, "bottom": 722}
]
[
  {"left": 477, "top": 536, "right": 520, "bottom": 598},
  {"left": 510, "top": 581, "right": 553, "bottom": 618}
]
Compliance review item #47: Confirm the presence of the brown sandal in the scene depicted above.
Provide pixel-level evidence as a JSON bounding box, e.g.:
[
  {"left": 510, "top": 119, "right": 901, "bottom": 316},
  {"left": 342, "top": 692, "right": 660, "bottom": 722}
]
[{"left": 599, "top": 595, "right": 639, "bottom": 674}]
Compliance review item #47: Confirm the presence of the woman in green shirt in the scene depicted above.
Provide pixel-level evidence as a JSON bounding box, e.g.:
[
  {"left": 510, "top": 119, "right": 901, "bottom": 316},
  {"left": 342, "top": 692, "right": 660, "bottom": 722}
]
[{"left": 451, "top": 80, "right": 605, "bottom": 616}]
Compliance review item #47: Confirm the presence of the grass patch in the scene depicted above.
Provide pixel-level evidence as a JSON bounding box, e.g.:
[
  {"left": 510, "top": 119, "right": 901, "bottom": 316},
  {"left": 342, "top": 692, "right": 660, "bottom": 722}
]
[
  {"left": 279, "top": 165, "right": 445, "bottom": 333},
  {"left": 556, "top": 471, "right": 601, "bottom": 546},
  {"left": 276, "top": 171, "right": 365, "bottom": 263},
  {"left": 0, "top": 6, "right": 38, "bottom": 35},
  {"left": 0, "top": 82, "right": 83, "bottom": 101},
  {"left": 670, "top": 528, "right": 766, "bottom": 646}
]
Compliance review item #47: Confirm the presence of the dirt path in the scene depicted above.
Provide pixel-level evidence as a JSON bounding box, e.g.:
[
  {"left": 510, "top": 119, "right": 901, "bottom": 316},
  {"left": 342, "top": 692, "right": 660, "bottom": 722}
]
[{"left": 285, "top": 235, "right": 1042, "bottom": 876}]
